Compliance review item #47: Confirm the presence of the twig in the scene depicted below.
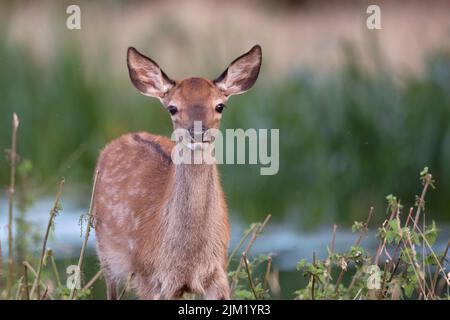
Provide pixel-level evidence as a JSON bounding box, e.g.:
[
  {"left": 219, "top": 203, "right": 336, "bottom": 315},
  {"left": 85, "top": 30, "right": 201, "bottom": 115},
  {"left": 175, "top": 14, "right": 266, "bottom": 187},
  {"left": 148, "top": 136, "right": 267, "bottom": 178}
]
[
  {"left": 334, "top": 267, "right": 345, "bottom": 295},
  {"left": 380, "top": 259, "right": 390, "bottom": 298},
  {"left": 243, "top": 214, "right": 271, "bottom": 257},
  {"left": 413, "top": 174, "right": 432, "bottom": 231},
  {"left": 407, "top": 171, "right": 433, "bottom": 298},
  {"left": 353, "top": 287, "right": 363, "bottom": 300},
  {"left": 336, "top": 213, "right": 377, "bottom": 297},
  {"left": 422, "top": 212, "right": 432, "bottom": 299},
  {"left": 14, "top": 276, "right": 23, "bottom": 300},
  {"left": 430, "top": 240, "right": 449, "bottom": 297},
  {"left": 354, "top": 207, "right": 374, "bottom": 247},
  {"left": 263, "top": 256, "right": 272, "bottom": 290},
  {"left": 31, "top": 179, "right": 65, "bottom": 299},
  {"left": 387, "top": 256, "right": 402, "bottom": 284},
  {"left": 7, "top": 113, "right": 19, "bottom": 298},
  {"left": 435, "top": 277, "right": 447, "bottom": 297},
  {"left": 242, "top": 253, "right": 258, "bottom": 299},
  {"left": 311, "top": 252, "right": 316, "bottom": 300},
  {"left": 374, "top": 205, "right": 398, "bottom": 266},
  {"left": 335, "top": 214, "right": 372, "bottom": 296},
  {"left": 22, "top": 261, "right": 53, "bottom": 300},
  {"left": 118, "top": 272, "right": 134, "bottom": 300},
  {"left": 348, "top": 267, "right": 364, "bottom": 293},
  {"left": 0, "top": 229, "right": 3, "bottom": 278},
  {"left": 82, "top": 270, "right": 103, "bottom": 291},
  {"left": 409, "top": 218, "right": 450, "bottom": 287},
  {"left": 391, "top": 208, "right": 413, "bottom": 260},
  {"left": 49, "top": 251, "right": 62, "bottom": 288},
  {"left": 330, "top": 224, "right": 338, "bottom": 252},
  {"left": 348, "top": 207, "right": 374, "bottom": 291},
  {"left": 324, "top": 224, "right": 337, "bottom": 290},
  {"left": 396, "top": 211, "right": 430, "bottom": 298},
  {"left": 69, "top": 170, "right": 100, "bottom": 300},
  {"left": 231, "top": 214, "right": 271, "bottom": 292},
  {"left": 402, "top": 232, "right": 428, "bottom": 298},
  {"left": 40, "top": 287, "right": 48, "bottom": 300},
  {"left": 227, "top": 224, "right": 257, "bottom": 268},
  {"left": 384, "top": 246, "right": 393, "bottom": 262},
  {"left": 404, "top": 207, "right": 414, "bottom": 228},
  {"left": 384, "top": 207, "right": 414, "bottom": 287},
  {"left": 23, "top": 263, "right": 29, "bottom": 300},
  {"left": 330, "top": 224, "right": 337, "bottom": 253}
]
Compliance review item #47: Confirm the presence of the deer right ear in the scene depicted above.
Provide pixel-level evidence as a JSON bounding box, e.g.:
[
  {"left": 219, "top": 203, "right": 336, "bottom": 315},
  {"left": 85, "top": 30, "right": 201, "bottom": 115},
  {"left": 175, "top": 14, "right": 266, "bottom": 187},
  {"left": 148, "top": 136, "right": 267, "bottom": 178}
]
[
  {"left": 214, "top": 45, "right": 262, "bottom": 96},
  {"left": 127, "top": 47, "right": 175, "bottom": 99}
]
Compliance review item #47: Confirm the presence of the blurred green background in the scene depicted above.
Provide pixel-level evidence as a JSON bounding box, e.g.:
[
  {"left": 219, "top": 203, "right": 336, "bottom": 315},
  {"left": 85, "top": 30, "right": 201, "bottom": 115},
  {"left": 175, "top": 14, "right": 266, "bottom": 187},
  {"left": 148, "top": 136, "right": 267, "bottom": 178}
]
[
  {"left": 1, "top": 0, "right": 450, "bottom": 228},
  {"left": 1, "top": 0, "right": 450, "bottom": 299}
]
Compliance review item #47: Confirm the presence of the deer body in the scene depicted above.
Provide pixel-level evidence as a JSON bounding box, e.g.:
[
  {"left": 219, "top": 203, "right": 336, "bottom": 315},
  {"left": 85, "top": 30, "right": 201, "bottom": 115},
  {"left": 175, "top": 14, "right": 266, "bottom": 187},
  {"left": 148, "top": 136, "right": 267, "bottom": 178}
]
[{"left": 93, "top": 45, "right": 262, "bottom": 299}]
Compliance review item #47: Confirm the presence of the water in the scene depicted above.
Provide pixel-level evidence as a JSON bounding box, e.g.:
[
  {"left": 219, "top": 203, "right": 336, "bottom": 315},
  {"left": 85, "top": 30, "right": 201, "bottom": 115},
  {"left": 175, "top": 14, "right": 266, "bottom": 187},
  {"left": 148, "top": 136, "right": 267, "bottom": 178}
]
[
  {"left": 0, "top": 197, "right": 370, "bottom": 264},
  {"left": 1, "top": 197, "right": 449, "bottom": 298}
]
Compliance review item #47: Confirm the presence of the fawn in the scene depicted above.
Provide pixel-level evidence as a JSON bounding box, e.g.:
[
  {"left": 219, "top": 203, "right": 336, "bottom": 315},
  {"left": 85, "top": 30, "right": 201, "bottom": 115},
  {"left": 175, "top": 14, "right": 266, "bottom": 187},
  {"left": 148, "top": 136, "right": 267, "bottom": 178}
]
[{"left": 93, "top": 45, "right": 262, "bottom": 299}]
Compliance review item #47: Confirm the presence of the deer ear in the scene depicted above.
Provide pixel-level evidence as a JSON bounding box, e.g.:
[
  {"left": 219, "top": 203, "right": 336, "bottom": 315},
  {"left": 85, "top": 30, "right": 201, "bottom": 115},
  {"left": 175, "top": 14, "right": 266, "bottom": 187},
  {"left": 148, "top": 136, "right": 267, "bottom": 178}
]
[
  {"left": 127, "top": 47, "right": 175, "bottom": 98},
  {"left": 214, "top": 45, "right": 262, "bottom": 96}
]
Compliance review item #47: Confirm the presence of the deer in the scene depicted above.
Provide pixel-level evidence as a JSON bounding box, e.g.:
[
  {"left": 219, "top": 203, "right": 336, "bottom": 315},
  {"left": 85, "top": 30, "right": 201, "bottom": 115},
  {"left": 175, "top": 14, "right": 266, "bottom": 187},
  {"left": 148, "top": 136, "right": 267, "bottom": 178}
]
[{"left": 93, "top": 45, "right": 262, "bottom": 300}]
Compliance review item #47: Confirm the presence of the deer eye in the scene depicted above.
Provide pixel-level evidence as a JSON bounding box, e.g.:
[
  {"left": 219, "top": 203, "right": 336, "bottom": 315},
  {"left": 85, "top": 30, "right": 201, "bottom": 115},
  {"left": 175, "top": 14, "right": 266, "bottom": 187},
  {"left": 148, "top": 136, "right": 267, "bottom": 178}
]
[
  {"left": 167, "top": 105, "right": 178, "bottom": 115},
  {"left": 215, "top": 103, "right": 225, "bottom": 113}
]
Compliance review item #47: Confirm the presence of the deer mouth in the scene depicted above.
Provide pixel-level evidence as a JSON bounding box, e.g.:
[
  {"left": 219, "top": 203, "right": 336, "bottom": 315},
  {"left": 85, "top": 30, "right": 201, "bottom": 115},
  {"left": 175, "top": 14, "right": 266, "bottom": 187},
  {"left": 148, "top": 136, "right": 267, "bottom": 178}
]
[
  {"left": 186, "top": 140, "right": 212, "bottom": 151},
  {"left": 183, "top": 133, "right": 215, "bottom": 150}
]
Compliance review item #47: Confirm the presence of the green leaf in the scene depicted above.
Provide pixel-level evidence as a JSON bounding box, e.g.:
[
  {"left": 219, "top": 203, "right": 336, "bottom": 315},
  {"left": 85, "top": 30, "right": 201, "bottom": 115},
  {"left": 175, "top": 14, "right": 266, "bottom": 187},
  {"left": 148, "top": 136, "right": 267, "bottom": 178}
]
[
  {"left": 420, "top": 167, "right": 429, "bottom": 176},
  {"left": 233, "top": 288, "right": 255, "bottom": 300},
  {"left": 352, "top": 221, "right": 364, "bottom": 233},
  {"left": 18, "top": 158, "right": 33, "bottom": 177},
  {"left": 403, "top": 275, "right": 417, "bottom": 298},
  {"left": 296, "top": 259, "right": 308, "bottom": 271},
  {"left": 423, "top": 220, "right": 439, "bottom": 245}
]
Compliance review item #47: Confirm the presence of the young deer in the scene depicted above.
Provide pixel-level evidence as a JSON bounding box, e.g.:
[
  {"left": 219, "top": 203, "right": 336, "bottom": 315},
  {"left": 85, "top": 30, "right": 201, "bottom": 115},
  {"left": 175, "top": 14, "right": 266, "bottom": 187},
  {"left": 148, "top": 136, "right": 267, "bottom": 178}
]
[{"left": 93, "top": 45, "right": 262, "bottom": 299}]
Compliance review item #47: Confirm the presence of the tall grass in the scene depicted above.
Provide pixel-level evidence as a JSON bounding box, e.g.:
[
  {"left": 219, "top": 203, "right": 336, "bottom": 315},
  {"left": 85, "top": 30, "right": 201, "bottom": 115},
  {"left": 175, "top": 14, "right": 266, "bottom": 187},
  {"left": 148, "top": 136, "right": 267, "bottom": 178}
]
[{"left": 1, "top": 35, "right": 450, "bottom": 227}]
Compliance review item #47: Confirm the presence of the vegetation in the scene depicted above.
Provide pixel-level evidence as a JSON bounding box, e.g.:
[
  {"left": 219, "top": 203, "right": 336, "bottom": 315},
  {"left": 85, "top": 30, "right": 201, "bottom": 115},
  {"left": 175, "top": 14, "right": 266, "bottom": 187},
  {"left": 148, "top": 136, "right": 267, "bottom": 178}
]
[
  {"left": 0, "top": 113, "right": 448, "bottom": 299},
  {"left": 1, "top": 35, "right": 450, "bottom": 228},
  {"left": 0, "top": 8, "right": 449, "bottom": 299},
  {"left": 294, "top": 168, "right": 448, "bottom": 299},
  {"left": 230, "top": 168, "right": 449, "bottom": 300}
]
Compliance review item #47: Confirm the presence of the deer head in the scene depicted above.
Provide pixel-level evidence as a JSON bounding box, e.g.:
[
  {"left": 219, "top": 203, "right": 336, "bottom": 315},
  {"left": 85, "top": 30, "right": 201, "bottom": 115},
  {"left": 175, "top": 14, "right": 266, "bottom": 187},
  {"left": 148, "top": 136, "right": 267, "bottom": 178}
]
[{"left": 126, "top": 45, "right": 262, "bottom": 142}]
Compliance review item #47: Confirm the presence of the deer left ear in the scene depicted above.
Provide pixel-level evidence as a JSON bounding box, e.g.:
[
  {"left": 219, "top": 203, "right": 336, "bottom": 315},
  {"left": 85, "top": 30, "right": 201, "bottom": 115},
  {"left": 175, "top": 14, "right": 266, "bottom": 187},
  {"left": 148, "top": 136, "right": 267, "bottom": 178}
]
[
  {"left": 127, "top": 47, "right": 175, "bottom": 99},
  {"left": 214, "top": 45, "right": 262, "bottom": 96}
]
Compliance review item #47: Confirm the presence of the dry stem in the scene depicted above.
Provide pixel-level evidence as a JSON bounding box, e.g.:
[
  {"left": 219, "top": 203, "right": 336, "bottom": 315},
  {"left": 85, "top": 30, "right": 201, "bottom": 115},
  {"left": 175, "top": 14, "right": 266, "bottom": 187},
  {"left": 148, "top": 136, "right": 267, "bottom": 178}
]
[
  {"left": 23, "top": 263, "right": 29, "bottom": 300},
  {"left": 31, "top": 179, "right": 65, "bottom": 299},
  {"left": 69, "top": 170, "right": 100, "bottom": 300},
  {"left": 118, "top": 272, "right": 134, "bottom": 300},
  {"left": 6, "top": 113, "right": 19, "bottom": 298},
  {"left": 230, "top": 214, "right": 271, "bottom": 293},
  {"left": 82, "top": 270, "right": 103, "bottom": 291},
  {"left": 242, "top": 253, "right": 258, "bottom": 299}
]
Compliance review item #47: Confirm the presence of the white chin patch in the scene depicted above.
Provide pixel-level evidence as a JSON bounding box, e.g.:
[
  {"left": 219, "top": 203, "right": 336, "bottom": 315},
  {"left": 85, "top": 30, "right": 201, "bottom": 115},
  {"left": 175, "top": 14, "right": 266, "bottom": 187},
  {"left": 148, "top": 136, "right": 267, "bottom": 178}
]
[{"left": 187, "top": 142, "right": 209, "bottom": 151}]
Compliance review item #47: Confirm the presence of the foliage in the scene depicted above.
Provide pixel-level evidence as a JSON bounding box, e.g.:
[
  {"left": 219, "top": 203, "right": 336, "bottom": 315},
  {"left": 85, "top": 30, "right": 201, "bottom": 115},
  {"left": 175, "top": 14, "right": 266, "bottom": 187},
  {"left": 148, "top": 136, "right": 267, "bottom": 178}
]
[
  {"left": 0, "top": 29, "right": 449, "bottom": 298},
  {"left": 227, "top": 169, "right": 449, "bottom": 300},
  {"left": 0, "top": 123, "right": 449, "bottom": 301},
  {"left": 1, "top": 35, "right": 450, "bottom": 227},
  {"left": 292, "top": 167, "right": 449, "bottom": 300}
]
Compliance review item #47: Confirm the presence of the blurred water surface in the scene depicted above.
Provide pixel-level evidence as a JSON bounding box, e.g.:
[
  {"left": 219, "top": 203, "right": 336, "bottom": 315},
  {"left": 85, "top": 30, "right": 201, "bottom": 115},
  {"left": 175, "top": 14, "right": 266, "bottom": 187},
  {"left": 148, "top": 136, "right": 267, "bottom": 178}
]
[{"left": 1, "top": 197, "right": 449, "bottom": 299}]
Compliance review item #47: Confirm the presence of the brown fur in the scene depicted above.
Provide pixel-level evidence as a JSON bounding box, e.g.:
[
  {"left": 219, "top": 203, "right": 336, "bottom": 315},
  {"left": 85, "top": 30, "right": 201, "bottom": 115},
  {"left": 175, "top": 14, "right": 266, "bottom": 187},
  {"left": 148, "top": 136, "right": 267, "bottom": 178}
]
[
  {"left": 94, "top": 132, "right": 230, "bottom": 299},
  {"left": 93, "top": 45, "right": 261, "bottom": 300}
]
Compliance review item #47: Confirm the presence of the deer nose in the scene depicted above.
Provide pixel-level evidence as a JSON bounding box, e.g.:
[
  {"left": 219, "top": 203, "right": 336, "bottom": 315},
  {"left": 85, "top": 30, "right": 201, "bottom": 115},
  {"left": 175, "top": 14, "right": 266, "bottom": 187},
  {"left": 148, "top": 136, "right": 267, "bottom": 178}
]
[{"left": 187, "top": 123, "right": 209, "bottom": 141}]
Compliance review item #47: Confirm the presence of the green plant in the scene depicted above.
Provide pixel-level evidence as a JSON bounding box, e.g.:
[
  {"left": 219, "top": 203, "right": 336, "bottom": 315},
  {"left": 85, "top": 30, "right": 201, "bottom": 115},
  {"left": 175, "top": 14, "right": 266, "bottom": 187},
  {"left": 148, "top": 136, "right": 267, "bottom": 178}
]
[
  {"left": 227, "top": 215, "right": 275, "bottom": 300},
  {"left": 294, "top": 167, "right": 449, "bottom": 300}
]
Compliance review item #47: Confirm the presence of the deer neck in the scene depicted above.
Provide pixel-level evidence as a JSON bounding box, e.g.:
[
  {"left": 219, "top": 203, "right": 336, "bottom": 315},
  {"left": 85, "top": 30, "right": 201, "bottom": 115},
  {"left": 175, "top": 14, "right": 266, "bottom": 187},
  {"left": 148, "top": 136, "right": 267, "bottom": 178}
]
[{"left": 164, "top": 163, "right": 220, "bottom": 236}]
